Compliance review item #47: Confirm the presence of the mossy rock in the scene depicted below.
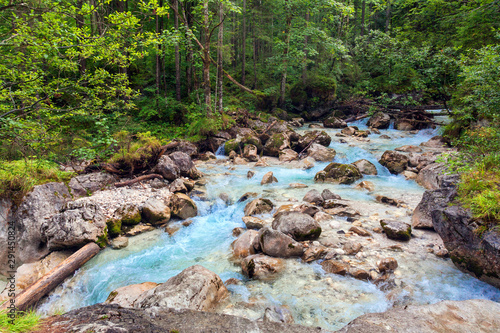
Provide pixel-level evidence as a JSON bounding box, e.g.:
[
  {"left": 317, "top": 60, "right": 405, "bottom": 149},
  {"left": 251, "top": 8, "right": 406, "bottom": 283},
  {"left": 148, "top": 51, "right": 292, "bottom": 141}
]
[
  {"left": 224, "top": 139, "right": 241, "bottom": 155},
  {"left": 115, "top": 204, "right": 142, "bottom": 226},
  {"left": 314, "top": 163, "right": 362, "bottom": 184},
  {"left": 242, "top": 134, "right": 263, "bottom": 151},
  {"left": 97, "top": 227, "right": 109, "bottom": 248},
  {"left": 263, "top": 133, "right": 288, "bottom": 157},
  {"left": 106, "top": 219, "right": 122, "bottom": 238},
  {"left": 380, "top": 220, "right": 412, "bottom": 241}
]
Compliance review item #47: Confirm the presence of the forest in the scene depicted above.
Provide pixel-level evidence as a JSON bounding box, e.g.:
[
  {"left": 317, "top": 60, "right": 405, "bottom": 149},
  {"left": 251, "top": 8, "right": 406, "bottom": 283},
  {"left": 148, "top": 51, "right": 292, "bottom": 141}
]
[{"left": 0, "top": 0, "right": 499, "bottom": 220}]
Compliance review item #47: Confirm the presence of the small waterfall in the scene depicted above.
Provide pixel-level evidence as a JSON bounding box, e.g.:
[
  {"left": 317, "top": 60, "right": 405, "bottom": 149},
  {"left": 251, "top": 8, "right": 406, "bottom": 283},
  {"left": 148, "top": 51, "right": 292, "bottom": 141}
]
[
  {"left": 388, "top": 119, "right": 395, "bottom": 130},
  {"left": 215, "top": 143, "right": 226, "bottom": 159}
]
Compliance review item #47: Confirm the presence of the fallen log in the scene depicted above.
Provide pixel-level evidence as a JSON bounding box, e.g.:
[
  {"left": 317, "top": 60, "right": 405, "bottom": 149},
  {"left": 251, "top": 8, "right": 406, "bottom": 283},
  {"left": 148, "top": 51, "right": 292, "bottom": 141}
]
[
  {"left": 114, "top": 174, "right": 164, "bottom": 188},
  {"left": 0, "top": 242, "right": 100, "bottom": 312}
]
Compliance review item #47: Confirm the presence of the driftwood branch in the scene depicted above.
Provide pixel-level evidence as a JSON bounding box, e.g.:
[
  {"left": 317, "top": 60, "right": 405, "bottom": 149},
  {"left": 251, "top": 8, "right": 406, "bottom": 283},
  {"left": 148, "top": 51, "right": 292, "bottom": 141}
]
[
  {"left": 114, "top": 174, "right": 163, "bottom": 188},
  {"left": 0, "top": 243, "right": 100, "bottom": 312}
]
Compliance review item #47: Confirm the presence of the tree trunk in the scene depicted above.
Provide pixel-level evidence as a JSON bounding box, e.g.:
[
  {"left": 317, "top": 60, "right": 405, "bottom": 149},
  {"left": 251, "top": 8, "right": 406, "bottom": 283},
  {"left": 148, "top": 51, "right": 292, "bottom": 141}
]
[
  {"left": 76, "top": 0, "right": 86, "bottom": 77},
  {"left": 302, "top": 11, "right": 309, "bottom": 84},
  {"left": 279, "top": 0, "right": 292, "bottom": 109},
  {"left": 174, "top": 0, "right": 181, "bottom": 101},
  {"left": 253, "top": 20, "right": 257, "bottom": 89},
  {"left": 241, "top": 0, "right": 246, "bottom": 86},
  {"left": 0, "top": 243, "right": 100, "bottom": 312},
  {"left": 202, "top": 0, "right": 212, "bottom": 116},
  {"left": 216, "top": 1, "right": 224, "bottom": 113},
  {"left": 385, "top": 0, "right": 391, "bottom": 33},
  {"left": 155, "top": 0, "right": 162, "bottom": 109},
  {"left": 361, "top": 1, "right": 366, "bottom": 36}
]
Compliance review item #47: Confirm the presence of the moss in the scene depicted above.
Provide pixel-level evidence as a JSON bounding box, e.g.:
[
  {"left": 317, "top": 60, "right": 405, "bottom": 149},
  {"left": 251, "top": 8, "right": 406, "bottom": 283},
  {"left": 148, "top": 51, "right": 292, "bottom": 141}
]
[
  {"left": 315, "top": 163, "right": 362, "bottom": 184},
  {"left": 294, "top": 227, "right": 322, "bottom": 241},
  {"left": 97, "top": 227, "right": 109, "bottom": 248},
  {"left": 120, "top": 206, "right": 142, "bottom": 226},
  {"left": 106, "top": 219, "right": 122, "bottom": 238},
  {"left": 224, "top": 139, "right": 240, "bottom": 155}
]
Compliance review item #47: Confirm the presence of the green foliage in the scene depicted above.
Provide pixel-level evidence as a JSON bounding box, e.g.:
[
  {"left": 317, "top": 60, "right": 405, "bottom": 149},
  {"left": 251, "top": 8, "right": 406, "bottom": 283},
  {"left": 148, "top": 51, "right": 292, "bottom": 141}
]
[
  {"left": 109, "top": 132, "right": 162, "bottom": 165},
  {"left": 0, "top": 160, "right": 74, "bottom": 203},
  {"left": 0, "top": 309, "right": 41, "bottom": 333}
]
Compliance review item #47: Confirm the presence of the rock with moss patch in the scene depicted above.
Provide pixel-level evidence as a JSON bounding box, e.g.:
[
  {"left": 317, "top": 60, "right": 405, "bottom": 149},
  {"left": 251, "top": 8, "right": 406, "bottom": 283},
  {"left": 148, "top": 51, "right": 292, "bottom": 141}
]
[
  {"left": 241, "top": 254, "right": 285, "bottom": 280},
  {"left": 272, "top": 212, "right": 321, "bottom": 241},
  {"left": 263, "top": 133, "right": 290, "bottom": 157},
  {"left": 68, "top": 172, "right": 117, "bottom": 198},
  {"left": 367, "top": 112, "right": 391, "bottom": 129},
  {"left": 297, "top": 131, "right": 331, "bottom": 150},
  {"left": 352, "top": 159, "right": 378, "bottom": 175},
  {"left": 314, "top": 163, "right": 363, "bottom": 184},
  {"left": 380, "top": 220, "right": 412, "bottom": 241},
  {"left": 243, "top": 144, "right": 259, "bottom": 162},
  {"left": 106, "top": 219, "right": 122, "bottom": 238},
  {"left": 323, "top": 116, "right": 347, "bottom": 128},
  {"left": 258, "top": 227, "right": 304, "bottom": 258}
]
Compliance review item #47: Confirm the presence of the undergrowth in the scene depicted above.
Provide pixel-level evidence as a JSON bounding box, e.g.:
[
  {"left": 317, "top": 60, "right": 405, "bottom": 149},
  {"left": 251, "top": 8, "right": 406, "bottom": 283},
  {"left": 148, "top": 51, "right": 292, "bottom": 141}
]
[
  {"left": 0, "top": 160, "right": 74, "bottom": 204},
  {"left": 0, "top": 309, "right": 41, "bottom": 332}
]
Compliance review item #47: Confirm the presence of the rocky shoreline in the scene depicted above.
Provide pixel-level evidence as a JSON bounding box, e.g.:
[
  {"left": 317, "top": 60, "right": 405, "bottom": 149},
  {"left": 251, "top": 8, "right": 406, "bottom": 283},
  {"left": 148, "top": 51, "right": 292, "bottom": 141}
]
[{"left": 1, "top": 111, "right": 500, "bottom": 331}]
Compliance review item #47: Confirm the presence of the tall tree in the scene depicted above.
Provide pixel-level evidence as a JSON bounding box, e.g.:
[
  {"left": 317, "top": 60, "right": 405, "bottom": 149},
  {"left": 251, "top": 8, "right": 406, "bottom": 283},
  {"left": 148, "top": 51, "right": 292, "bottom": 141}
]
[{"left": 279, "top": 0, "right": 292, "bottom": 108}]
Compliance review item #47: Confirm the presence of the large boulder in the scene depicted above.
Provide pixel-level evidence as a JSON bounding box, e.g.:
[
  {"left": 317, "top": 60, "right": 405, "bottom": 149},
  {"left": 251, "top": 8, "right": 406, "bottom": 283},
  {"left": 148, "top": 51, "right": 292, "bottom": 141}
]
[
  {"left": 169, "top": 151, "right": 202, "bottom": 179},
  {"left": 380, "top": 220, "right": 412, "bottom": 241},
  {"left": 412, "top": 189, "right": 454, "bottom": 229},
  {"left": 258, "top": 227, "right": 304, "bottom": 258},
  {"left": 338, "top": 299, "right": 500, "bottom": 333},
  {"left": 352, "top": 159, "right": 378, "bottom": 175},
  {"left": 244, "top": 198, "right": 274, "bottom": 216},
  {"left": 105, "top": 282, "right": 160, "bottom": 307},
  {"left": 297, "top": 131, "right": 331, "bottom": 150},
  {"left": 272, "top": 212, "right": 321, "bottom": 241},
  {"left": 241, "top": 254, "right": 285, "bottom": 280},
  {"left": 134, "top": 265, "right": 228, "bottom": 312},
  {"left": 261, "top": 171, "right": 278, "bottom": 185},
  {"left": 141, "top": 197, "right": 171, "bottom": 225},
  {"left": 306, "top": 143, "right": 336, "bottom": 162},
  {"left": 263, "top": 133, "right": 290, "bottom": 157},
  {"left": 432, "top": 188, "right": 500, "bottom": 288},
  {"left": 314, "top": 163, "right": 363, "bottom": 184},
  {"left": 367, "top": 112, "right": 391, "bottom": 129},
  {"left": 279, "top": 149, "right": 299, "bottom": 162},
  {"left": 171, "top": 193, "right": 197, "bottom": 220},
  {"left": 113, "top": 203, "right": 142, "bottom": 226},
  {"left": 42, "top": 202, "right": 107, "bottom": 249},
  {"left": 323, "top": 116, "right": 347, "bottom": 128},
  {"left": 243, "top": 144, "right": 259, "bottom": 162},
  {"left": 416, "top": 163, "right": 447, "bottom": 190},
  {"left": 379, "top": 151, "right": 409, "bottom": 174},
  {"left": 2, "top": 183, "right": 71, "bottom": 272},
  {"left": 303, "top": 189, "right": 324, "bottom": 205},
  {"left": 154, "top": 155, "right": 181, "bottom": 181},
  {"left": 231, "top": 230, "right": 259, "bottom": 260},
  {"left": 421, "top": 135, "right": 448, "bottom": 148},
  {"left": 68, "top": 172, "right": 117, "bottom": 197}
]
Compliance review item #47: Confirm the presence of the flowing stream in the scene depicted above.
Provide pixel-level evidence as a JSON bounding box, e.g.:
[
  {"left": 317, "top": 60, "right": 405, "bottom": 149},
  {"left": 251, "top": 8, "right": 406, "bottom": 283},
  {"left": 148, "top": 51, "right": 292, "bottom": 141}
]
[{"left": 38, "top": 119, "right": 500, "bottom": 331}]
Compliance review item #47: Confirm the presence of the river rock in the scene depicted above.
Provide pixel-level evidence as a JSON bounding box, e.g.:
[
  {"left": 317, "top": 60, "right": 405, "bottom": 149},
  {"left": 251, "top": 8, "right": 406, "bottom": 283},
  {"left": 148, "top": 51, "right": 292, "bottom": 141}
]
[
  {"left": 255, "top": 157, "right": 270, "bottom": 167},
  {"left": 297, "top": 130, "right": 331, "bottom": 149},
  {"left": 395, "top": 118, "right": 415, "bottom": 131},
  {"left": 113, "top": 203, "right": 142, "bottom": 226},
  {"left": 306, "top": 143, "right": 336, "bottom": 162},
  {"left": 171, "top": 193, "right": 197, "bottom": 220},
  {"left": 241, "top": 254, "right": 285, "bottom": 280},
  {"left": 279, "top": 149, "right": 298, "bottom": 162},
  {"left": 338, "top": 299, "right": 500, "bottom": 333},
  {"left": 412, "top": 189, "right": 452, "bottom": 229},
  {"left": 244, "top": 198, "right": 274, "bottom": 216},
  {"left": 242, "top": 216, "right": 266, "bottom": 229},
  {"left": 42, "top": 202, "right": 107, "bottom": 249},
  {"left": 263, "top": 133, "right": 290, "bottom": 157},
  {"left": 264, "top": 306, "right": 295, "bottom": 324},
  {"left": 168, "top": 178, "right": 188, "bottom": 193},
  {"left": 272, "top": 212, "right": 322, "bottom": 241},
  {"left": 247, "top": 170, "right": 255, "bottom": 179},
  {"left": 379, "top": 150, "right": 409, "bottom": 174},
  {"left": 322, "top": 189, "right": 341, "bottom": 200},
  {"left": 303, "top": 189, "right": 324, "bottom": 205},
  {"left": 395, "top": 145, "right": 422, "bottom": 153},
  {"left": 258, "top": 227, "right": 304, "bottom": 258},
  {"left": 243, "top": 144, "right": 259, "bottom": 162},
  {"left": 68, "top": 172, "right": 117, "bottom": 197},
  {"left": 261, "top": 171, "right": 278, "bottom": 185},
  {"left": 350, "top": 268, "right": 370, "bottom": 280},
  {"left": 110, "top": 236, "right": 129, "bottom": 249},
  {"left": 352, "top": 159, "right": 378, "bottom": 175},
  {"left": 380, "top": 220, "right": 412, "bottom": 241},
  {"left": 314, "top": 211, "right": 332, "bottom": 222},
  {"left": 154, "top": 155, "right": 181, "bottom": 181},
  {"left": 134, "top": 265, "right": 228, "bottom": 312},
  {"left": 416, "top": 163, "right": 447, "bottom": 190},
  {"left": 367, "top": 112, "right": 391, "bottom": 129},
  {"left": 302, "top": 244, "right": 328, "bottom": 263},
  {"left": 323, "top": 116, "right": 347, "bottom": 128},
  {"left": 356, "top": 181, "right": 375, "bottom": 192},
  {"left": 403, "top": 170, "right": 418, "bottom": 180},
  {"left": 341, "top": 126, "right": 357, "bottom": 136},
  {"left": 290, "top": 183, "right": 308, "bottom": 189},
  {"left": 321, "top": 260, "right": 349, "bottom": 276},
  {"left": 105, "top": 282, "right": 159, "bottom": 307},
  {"left": 232, "top": 230, "right": 259, "bottom": 260},
  {"left": 376, "top": 195, "right": 404, "bottom": 207},
  {"left": 431, "top": 189, "right": 500, "bottom": 288},
  {"left": 169, "top": 151, "right": 194, "bottom": 175},
  {"left": 380, "top": 134, "right": 391, "bottom": 139},
  {"left": 349, "top": 226, "right": 372, "bottom": 237},
  {"left": 200, "top": 151, "right": 216, "bottom": 161},
  {"left": 314, "top": 163, "right": 363, "bottom": 184},
  {"left": 233, "top": 156, "right": 247, "bottom": 165},
  {"left": 125, "top": 224, "right": 155, "bottom": 236},
  {"left": 141, "top": 197, "right": 171, "bottom": 225},
  {"left": 421, "top": 135, "right": 448, "bottom": 148},
  {"left": 289, "top": 117, "right": 304, "bottom": 127},
  {"left": 377, "top": 257, "right": 398, "bottom": 272},
  {"left": 343, "top": 241, "right": 363, "bottom": 255}
]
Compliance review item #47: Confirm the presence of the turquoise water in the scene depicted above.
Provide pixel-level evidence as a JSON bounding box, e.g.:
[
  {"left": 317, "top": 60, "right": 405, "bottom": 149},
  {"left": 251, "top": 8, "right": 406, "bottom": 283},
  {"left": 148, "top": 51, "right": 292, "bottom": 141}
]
[{"left": 38, "top": 121, "right": 500, "bottom": 330}]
